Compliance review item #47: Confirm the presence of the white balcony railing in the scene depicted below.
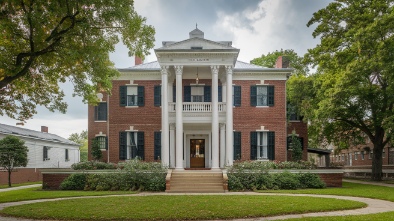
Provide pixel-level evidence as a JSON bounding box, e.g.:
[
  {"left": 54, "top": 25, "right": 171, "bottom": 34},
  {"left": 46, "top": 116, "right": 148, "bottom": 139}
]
[{"left": 169, "top": 102, "right": 226, "bottom": 112}]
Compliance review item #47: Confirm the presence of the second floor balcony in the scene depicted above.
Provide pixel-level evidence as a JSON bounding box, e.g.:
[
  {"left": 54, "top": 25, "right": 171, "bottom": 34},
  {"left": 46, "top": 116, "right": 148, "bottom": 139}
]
[{"left": 169, "top": 102, "right": 226, "bottom": 112}]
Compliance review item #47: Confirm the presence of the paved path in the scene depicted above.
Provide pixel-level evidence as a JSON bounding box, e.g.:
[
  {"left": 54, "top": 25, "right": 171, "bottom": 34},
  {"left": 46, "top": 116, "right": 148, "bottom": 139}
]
[
  {"left": 0, "top": 184, "right": 42, "bottom": 192},
  {"left": 343, "top": 179, "right": 394, "bottom": 188},
  {"left": 1, "top": 190, "right": 394, "bottom": 221}
]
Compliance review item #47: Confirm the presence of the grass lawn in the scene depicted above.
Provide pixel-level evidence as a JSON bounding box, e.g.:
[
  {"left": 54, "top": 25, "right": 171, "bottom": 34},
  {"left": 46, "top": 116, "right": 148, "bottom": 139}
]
[
  {"left": 0, "top": 195, "right": 365, "bottom": 221},
  {"left": 258, "top": 182, "right": 394, "bottom": 202},
  {"left": 0, "top": 187, "right": 136, "bottom": 203},
  {"left": 0, "top": 181, "right": 41, "bottom": 189},
  {"left": 258, "top": 182, "right": 394, "bottom": 221}
]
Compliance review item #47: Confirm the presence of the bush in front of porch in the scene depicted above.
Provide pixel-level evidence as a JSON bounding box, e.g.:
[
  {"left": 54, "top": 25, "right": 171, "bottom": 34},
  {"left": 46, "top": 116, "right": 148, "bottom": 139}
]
[{"left": 227, "top": 161, "right": 326, "bottom": 191}]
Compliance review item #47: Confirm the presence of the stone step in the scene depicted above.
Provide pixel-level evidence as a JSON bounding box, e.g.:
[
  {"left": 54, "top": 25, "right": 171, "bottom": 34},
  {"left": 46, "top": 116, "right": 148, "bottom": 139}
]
[{"left": 167, "top": 170, "right": 225, "bottom": 193}]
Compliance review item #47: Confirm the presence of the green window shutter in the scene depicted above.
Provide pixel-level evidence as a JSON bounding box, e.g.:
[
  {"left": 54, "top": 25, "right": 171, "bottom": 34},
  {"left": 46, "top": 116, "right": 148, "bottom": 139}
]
[
  {"left": 268, "top": 85, "right": 275, "bottom": 106},
  {"left": 204, "top": 85, "right": 211, "bottom": 102},
  {"left": 250, "top": 132, "right": 257, "bottom": 160},
  {"left": 137, "top": 86, "right": 145, "bottom": 107},
  {"left": 119, "top": 86, "right": 127, "bottom": 107},
  {"left": 300, "top": 137, "right": 304, "bottom": 150},
  {"left": 105, "top": 137, "right": 108, "bottom": 150},
  {"left": 268, "top": 131, "right": 275, "bottom": 160},
  {"left": 154, "top": 85, "right": 161, "bottom": 106},
  {"left": 218, "top": 85, "right": 222, "bottom": 102},
  {"left": 154, "top": 132, "right": 161, "bottom": 160},
  {"left": 233, "top": 132, "right": 241, "bottom": 160},
  {"left": 173, "top": 85, "right": 176, "bottom": 102},
  {"left": 250, "top": 85, "right": 257, "bottom": 106},
  {"left": 184, "top": 86, "right": 191, "bottom": 102},
  {"left": 233, "top": 85, "right": 241, "bottom": 107},
  {"left": 137, "top": 132, "right": 145, "bottom": 160},
  {"left": 119, "top": 132, "right": 127, "bottom": 160}
]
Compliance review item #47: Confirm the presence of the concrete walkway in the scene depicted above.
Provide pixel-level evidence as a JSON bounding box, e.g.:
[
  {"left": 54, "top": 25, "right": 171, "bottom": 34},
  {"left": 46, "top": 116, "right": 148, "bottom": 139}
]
[
  {"left": 0, "top": 184, "right": 42, "bottom": 193},
  {"left": 1, "top": 190, "right": 394, "bottom": 221}
]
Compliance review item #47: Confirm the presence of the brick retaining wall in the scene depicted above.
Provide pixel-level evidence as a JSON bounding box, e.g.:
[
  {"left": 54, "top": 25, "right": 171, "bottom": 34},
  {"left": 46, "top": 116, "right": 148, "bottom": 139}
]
[
  {"left": 0, "top": 168, "right": 42, "bottom": 185},
  {"left": 42, "top": 169, "right": 343, "bottom": 190}
]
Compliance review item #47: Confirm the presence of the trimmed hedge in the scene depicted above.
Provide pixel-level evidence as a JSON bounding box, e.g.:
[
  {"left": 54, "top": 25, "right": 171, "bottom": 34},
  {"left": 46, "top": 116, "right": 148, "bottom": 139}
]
[
  {"left": 71, "top": 161, "right": 117, "bottom": 170},
  {"left": 228, "top": 161, "right": 325, "bottom": 191},
  {"left": 61, "top": 160, "right": 166, "bottom": 191}
]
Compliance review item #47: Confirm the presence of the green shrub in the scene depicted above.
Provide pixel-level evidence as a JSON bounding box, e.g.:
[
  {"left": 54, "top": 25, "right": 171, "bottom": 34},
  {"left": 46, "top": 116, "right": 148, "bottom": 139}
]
[
  {"left": 297, "top": 173, "right": 326, "bottom": 189},
  {"left": 82, "top": 159, "right": 166, "bottom": 191},
  {"left": 273, "top": 172, "right": 301, "bottom": 190},
  {"left": 60, "top": 173, "right": 87, "bottom": 190},
  {"left": 71, "top": 161, "right": 117, "bottom": 170},
  {"left": 229, "top": 160, "right": 316, "bottom": 171}
]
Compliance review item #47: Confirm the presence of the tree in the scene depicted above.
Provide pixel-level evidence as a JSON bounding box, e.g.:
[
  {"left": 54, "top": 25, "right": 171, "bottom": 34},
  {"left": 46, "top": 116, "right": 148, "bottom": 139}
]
[
  {"left": 0, "top": 135, "right": 28, "bottom": 187},
  {"left": 290, "top": 132, "right": 303, "bottom": 162},
  {"left": 68, "top": 130, "right": 88, "bottom": 162},
  {"left": 251, "top": 49, "right": 311, "bottom": 119},
  {"left": 304, "top": 0, "right": 394, "bottom": 180},
  {"left": 0, "top": 1, "right": 155, "bottom": 121},
  {"left": 250, "top": 49, "right": 309, "bottom": 76},
  {"left": 91, "top": 138, "right": 102, "bottom": 161}
]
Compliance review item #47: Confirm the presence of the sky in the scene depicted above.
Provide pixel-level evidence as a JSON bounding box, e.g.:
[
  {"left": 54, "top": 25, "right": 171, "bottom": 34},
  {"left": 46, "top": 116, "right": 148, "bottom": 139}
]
[{"left": 0, "top": 0, "right": 332, "bottom": 139}]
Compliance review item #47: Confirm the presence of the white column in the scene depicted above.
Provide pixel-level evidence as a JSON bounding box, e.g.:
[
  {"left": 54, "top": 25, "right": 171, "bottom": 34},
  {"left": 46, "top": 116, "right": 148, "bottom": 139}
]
[
  {"left": 161, "top": 66, "right": 169, "bottom": 167},
  {"left": 225, "top": 65, "right": 234, "bottom": 166},
  {"left": 169, "top": 123, "right": 175, "bottom": 168},
  {"left": 220, "top": 123, "right": 226, "bottom": 168},
  {"left": 211, "top": 65, "right": 220, "bottom": 169},
  {"left": 174, "top": 65, "right": 184, "bottom": 170}
]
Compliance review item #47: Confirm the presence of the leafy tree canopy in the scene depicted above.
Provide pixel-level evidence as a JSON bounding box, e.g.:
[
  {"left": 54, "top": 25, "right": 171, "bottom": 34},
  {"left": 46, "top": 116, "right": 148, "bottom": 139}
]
[
  {"left": 250, "top": 49, "right": 309, "bottom": 76},
  {"left": 0, "top": 1, "right": 155, "bottom": 121},
  {"left": 68, "top": 130, "right": 88, "bottom": 162},
  {"left": 304, "top": 0, "right": 394, "bottom": 180},
  {"left": 0, "top": 135, "right": 28, "bottom": 186}
]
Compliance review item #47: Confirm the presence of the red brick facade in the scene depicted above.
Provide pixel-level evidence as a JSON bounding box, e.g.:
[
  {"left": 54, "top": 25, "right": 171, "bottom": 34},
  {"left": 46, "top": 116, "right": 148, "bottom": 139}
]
[{"left": 88, "top": 77, "right": 309, "bottom": 165}]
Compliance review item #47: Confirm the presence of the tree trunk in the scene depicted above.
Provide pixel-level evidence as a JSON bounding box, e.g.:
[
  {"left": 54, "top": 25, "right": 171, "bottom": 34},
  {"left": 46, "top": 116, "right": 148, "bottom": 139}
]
[
  {"left": 371, "top": 143, "right": 383, "bottom": 181},
  {"left": 7, "top": 169, "right": 12, "bottom": 187}
]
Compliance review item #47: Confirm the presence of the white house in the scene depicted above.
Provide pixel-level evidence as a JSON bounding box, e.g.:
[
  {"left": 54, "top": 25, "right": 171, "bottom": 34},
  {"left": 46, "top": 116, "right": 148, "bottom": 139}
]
[{"left": 0, "top": 123, "right": 80, "bottom": 184}]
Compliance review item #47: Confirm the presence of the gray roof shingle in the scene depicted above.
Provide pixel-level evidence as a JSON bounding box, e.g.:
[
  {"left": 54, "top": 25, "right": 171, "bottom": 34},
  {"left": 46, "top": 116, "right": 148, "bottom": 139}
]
[{"left": 0, "top": 123, "right": 79, "bottom": 146}]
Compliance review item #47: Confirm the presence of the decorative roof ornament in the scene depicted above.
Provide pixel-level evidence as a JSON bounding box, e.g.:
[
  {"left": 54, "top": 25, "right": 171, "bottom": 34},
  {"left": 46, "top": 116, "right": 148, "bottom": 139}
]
[{"left": 189, "top": 24, "right": 204, "bottom": 39}]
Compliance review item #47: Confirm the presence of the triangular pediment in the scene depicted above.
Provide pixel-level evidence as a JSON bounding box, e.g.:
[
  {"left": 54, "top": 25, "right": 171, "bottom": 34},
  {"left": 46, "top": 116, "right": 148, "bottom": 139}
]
[{"left": 158, "top": 37, "right": 236, "bottom": 50}]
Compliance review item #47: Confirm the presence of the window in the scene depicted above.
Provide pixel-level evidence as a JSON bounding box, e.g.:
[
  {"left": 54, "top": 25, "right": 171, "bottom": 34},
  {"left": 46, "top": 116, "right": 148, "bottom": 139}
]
[
  {"left": 119, "top": 131, "right": 144, "bottom": 160},
  {"left": 154, "top": 85, "right": 161, "bottom": 106},
  {"left": 361, "top": 151, "right": 365, "bottom": 160},
  {"left": 354, "top": 152, "right": 358, "bottom": 160},
  {"left": 191, "top": 86, "right": 204, "bottom": 102},
  {"left": 233, "top": 85, "right": 241, "bottom": 107},
  {"left": 287, "top": 136, "right": 304, "bottom": 150},
  {"left": 65, "top": 149, "right": 69, "bottom": 161},
  {"left": 250, "top": 131, "right": 275, "bottom": 160},
  {"left": 369, "top": 151, "right": 373, "bottom": 159},
  {"left": 94, "top": 102, "right": 107, "bottom": 121},
  {"left": 95, "top": 136, "right": 107, "bottom": 150},
  {"left": 287, "top": 103, "right": 302, "bottom": 121},
  {"left": 233, "top": 131, "right": 241, "bottom": 160},
  {"left": 119, "top": 85, "right": 144, "bottom": 107},
  {"left": 154, "top": 132, "right": 161, "bottom": 160},
  {"left": 250, "top": 85, "right": 274, "bottom": 107},
  {"left": 43, "top": 146, "right": 50, "bottom": 161}
]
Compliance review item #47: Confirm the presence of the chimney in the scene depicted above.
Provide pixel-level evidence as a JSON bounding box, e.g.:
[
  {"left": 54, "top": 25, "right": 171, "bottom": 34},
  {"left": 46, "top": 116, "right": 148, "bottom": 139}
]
[
  {"left": 41, "top": 126, "right": 48, "bottom": 133},
  {"left": 135, "top": 56, "right": 143, "bottom": 66},
  {"left": 275, "top": 56, "right": 290, "bottom": 68}
]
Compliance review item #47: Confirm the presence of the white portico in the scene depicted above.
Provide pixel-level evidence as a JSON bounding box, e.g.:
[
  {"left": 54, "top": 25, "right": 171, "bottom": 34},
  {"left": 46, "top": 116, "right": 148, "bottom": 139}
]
[{"left": 155, "top": 28, "right": 238, "bottom": 169}]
